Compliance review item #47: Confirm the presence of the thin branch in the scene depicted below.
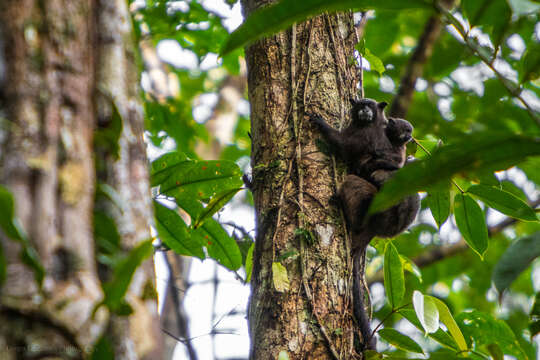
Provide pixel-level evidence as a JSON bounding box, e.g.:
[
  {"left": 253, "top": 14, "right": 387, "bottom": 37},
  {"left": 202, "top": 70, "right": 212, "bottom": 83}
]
[
  {"left": 368, "top": 198, "right": 540, "bottom": 284},
  {"left": 413, "top": 138, "right": 465, "bottom": 194},
  {"left": 163, "top": 255, "right": 198, "bottom": 360},
  {"left": 436, "top": 3, "right": 540, "bottom": 125},
  {"left": 389, "top": 14, "right": 445, "bottom": 118}
]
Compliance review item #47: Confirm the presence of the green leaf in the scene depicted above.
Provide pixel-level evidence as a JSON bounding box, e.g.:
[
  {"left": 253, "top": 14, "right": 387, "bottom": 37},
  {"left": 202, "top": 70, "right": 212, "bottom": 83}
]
[
  {"left": 94, "top": 211, "right": 121, "bottom": 254},
  {"left": 193, "top": 187, "right": 243, "bottom": 228},
  {"left": 151, "top": 151, "right": 190, "bottom": 187},
  {"left": 157, "top": 158, "right": 243, "bottom": 213},
  {"left": 245, "top": 242, "right": 255, "bottom": 283},
  {"left": 492, "top": 232, "right": 540, "bottom": 294},
  {"left": 519, "top": 156, "right": 540, "bottom": 185},
  {"left": 378, "top": 328, "right": 424, "bottom": 354},
  {"left": 500, "top": 181, "right": 528, "bottom": 202},
  {"left": 456, "top": 311, "right": 527, "bottom": 359},
  {"left": 399, "top": 309, "right": 458, "bottom": 350},
  {"left": 90, "top": 336, "right": 114, "bottom": 360},
  {"left": 220, "top": 0, "right": 432, "bottom": 55},
  {"left": 193, "top": 218, "right": 242, "bottom": 270},
  {"left": 369, "top": 133, "right": 540, "bottom": 214},
  {"left": 400, "top": 255, "right": 422, "bottom": 283},
  {"left": 454, "top": 193, "right": 489, "bottom": 259},
  {"left": 530, "top": 292, "right": 540, "bottom": 337},
  {"left": 414, "top": 137, "right": 441, "bottom": 159},
  {"left": 426, "top": 190, "right": 451, "bottom": 228},
  {"left": 0, "top": 185, "right": 24, "bottom": 240},
  {"left": 429, "top": 297, "right": 468, "bottom": 351},
  {"left": 363, "top": 350, "right": 382, "bottom": 359},
  {"left": 272, "top": 262, "right": 290, "bottom": 292},
  {"left": 0, "top": 185, "right": 44, "bottom": 286},
  {"left": 488, "top": 344, "right": 504, "bottom": 360},
  {"left": 413, "top": 290, "right": 439, "bottom": 334},
  {"left": 467, "top": 184, "right": 537, "bottom": 221},
  {"left": 384, "top": 242, "right": 405, "bottom": 308},
  {"left": 363, "top": 48, "right": 385, "bottom": 75},
  {"left": 154, "top": 201, "right": 205, "bottom": 259},
  {"left": 102, "top": 239, "right": 154, "bottom": 313},
  {"left": 520, "top": 40, "right": 540, "bottom": 83},
  {"left": 93, "top": 96, "right": 123, "bottom": 159}
]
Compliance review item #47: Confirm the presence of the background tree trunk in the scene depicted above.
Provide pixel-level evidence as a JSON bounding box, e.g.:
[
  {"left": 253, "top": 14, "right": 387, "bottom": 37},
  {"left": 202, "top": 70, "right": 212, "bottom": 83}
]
[
  {"left": 242, "top": 1, "right": 363, "bottom": 358},
  {"left": 0, "top": 1, "right": 163, "bottom": 359}
]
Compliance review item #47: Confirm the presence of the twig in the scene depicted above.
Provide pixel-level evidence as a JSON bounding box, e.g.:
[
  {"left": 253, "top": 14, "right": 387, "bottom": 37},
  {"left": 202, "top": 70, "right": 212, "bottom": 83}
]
[
  {"left": 163, "top": 255, "right": 198, "bottom": 360},
  {"left": 223, "top": 221, "right": 255, "bottom": 240},
  {"left": 389, "top": 14, "right": 445, "bottom": 118},
  {"left": 436, "top": 3, "right": 540, "bottom": 125},
  {"left": 368, "top": 198, "right": 540, "bottom": 284},
  {"left": 413, "top": 138, "right": 465, "bottom": 193},
  {"left": 369, "top": 303, "right": 411, "bottom": 341}
]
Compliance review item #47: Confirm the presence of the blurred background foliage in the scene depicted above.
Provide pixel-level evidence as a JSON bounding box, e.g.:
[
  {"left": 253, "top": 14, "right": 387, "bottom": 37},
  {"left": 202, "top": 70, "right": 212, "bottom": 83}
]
[{"left": 119, "top": 0, "right": 540, "bottom": 358}]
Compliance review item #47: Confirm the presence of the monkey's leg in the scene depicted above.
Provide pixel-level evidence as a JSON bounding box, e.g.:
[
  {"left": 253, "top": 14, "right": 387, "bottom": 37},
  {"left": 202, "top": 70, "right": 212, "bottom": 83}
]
[
  {"left": 338, "top": 175, "right": 378, "bottom": 236},
  {"left": 369, "top": 193, "right": 420, "bottom": 238}
]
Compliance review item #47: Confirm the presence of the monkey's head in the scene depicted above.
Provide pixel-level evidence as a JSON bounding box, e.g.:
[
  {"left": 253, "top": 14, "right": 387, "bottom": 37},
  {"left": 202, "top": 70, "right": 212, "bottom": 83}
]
[
  {"left": 386, "top": 117, "right": 413, "bottom": 146},
  {"left": 349, "top": 98, "right": 388, "bottom": 127}
]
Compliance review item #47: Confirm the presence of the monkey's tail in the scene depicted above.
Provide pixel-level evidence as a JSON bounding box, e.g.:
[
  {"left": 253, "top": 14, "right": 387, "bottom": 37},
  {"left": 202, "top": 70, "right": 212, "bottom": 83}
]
[{"left": 353, "top": 247, "right": 376, "bottom": 351}]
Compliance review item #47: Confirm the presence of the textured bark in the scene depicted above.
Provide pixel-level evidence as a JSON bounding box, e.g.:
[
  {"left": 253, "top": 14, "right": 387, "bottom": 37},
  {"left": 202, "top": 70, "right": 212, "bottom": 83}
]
[
  {"left": 0, "top": 0, "right": 163, "bottom": 359},
  {"left": 242, "top": 1, "right": 362, "bottom": 358}
]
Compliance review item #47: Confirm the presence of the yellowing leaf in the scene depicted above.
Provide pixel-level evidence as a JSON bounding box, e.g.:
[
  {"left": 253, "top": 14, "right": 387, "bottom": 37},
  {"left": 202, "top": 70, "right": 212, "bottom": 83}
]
[
  {"left": 429, "top": 296, "right": 468, "bottom": 351},
  {"left": 272, "top": 262, "right": 290, "bottom": 292}
]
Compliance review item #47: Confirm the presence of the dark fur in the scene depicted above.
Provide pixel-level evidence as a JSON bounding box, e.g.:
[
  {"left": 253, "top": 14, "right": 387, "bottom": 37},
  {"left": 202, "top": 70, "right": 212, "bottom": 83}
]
[
  {"left": 311, "top": 102, "right": 419, "bottom": 351},
  {"left": 368, "top": 117, "right": 413, "bottom": 186},
  {"left": 311, "top": 98, "right": 403, "bottom": 178}
]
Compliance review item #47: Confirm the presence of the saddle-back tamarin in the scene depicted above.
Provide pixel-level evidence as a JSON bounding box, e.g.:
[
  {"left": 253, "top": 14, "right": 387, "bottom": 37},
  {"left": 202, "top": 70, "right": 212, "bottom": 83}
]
[{"left": 310, "top": 100, "right": 419, "bottom": 350}]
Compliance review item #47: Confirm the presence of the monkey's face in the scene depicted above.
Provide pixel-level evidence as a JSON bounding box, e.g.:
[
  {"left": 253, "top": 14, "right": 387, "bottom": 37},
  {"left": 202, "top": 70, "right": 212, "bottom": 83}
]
[
  {"left": 357, "top": 106, "right": 374, "bottom": 123},
  {"left": 387, "top": 117, "right": 413, "bottom": 145},
  {"left": 350, "top": 98, "right": 388, "bottom": 126}
]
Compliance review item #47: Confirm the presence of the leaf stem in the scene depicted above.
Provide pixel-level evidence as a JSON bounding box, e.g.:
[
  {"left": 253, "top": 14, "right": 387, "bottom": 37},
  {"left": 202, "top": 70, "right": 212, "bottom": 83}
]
[
  {"left": 369, "top": 303, "right": 411, "bottom": 341},
  {"left": 412, "top": 138, "right": 465, "bottom": 193}
]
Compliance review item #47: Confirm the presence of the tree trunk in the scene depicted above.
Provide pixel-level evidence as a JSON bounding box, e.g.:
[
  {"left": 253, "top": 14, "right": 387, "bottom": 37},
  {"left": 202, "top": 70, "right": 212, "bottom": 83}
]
[
  {"left": 0, "top": 1, "right": 163, "bottom": 359},
  {"left": 242, "top": 1, "right": 363, "bottom": 359}
]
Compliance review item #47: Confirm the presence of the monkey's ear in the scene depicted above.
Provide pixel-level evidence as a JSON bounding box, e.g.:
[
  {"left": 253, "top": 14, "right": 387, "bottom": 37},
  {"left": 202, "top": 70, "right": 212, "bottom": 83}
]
[
  {"left": 377, "top": 101, "right": 388, "bottom": 109},
  {"left": 349, "top": 97, "right": 358, "bottom": 105}
]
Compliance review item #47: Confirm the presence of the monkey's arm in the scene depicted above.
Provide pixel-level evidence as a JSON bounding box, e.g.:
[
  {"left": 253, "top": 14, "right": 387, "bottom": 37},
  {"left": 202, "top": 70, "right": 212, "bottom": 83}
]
[
  {"left": 338, "top": 175, "right": 378, "bottom": 235},
  {"left": 309, "top": 113, "right": 344, "bottom": 153},
  {"left": 370, "top": 155, "right": 416, "bottom": 187}
]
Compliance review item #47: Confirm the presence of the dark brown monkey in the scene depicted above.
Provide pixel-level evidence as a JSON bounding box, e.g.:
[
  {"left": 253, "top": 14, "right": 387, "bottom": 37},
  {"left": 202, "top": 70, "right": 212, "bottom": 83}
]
[
  {"left": 311, "top": 104, "right": 419, "bottom": 350},
  {"left": 367, "top": 117, "right": 413, "bottom": 186},
  {"left": 310, "top": 98, "right": 404, "bottom": 178},
  {"left": 338, "top": 117, "right": 419, "bottom": 351}
]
